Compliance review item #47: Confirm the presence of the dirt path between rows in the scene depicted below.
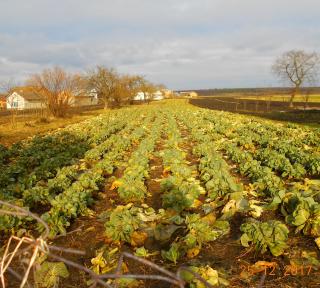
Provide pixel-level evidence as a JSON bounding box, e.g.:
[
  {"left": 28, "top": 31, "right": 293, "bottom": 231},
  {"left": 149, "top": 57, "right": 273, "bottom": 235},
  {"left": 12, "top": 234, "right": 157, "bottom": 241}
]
[{"left": 145, "top": 135, "right": 165, "bottom": 210}]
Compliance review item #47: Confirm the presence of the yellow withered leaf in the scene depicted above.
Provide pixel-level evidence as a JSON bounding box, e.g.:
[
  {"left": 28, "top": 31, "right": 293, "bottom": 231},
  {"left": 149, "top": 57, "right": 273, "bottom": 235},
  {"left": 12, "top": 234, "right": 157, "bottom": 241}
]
[
  {"left": 187, "top": 247, "right": 200, "bottom": 259},
  {"left": 162, "top": 166, "right": 171, "bottom": 177},
  {"left": 315, "top": 237, "right": 320, "bottom": 249},
  {"left": 122, "top": 262, "right": 129, "bottom": 273},
  {"left": 130, "top": 231, "right": 148, "bottom": 247},
  {"left": 110, "top": 180, "right": 122, "bottom": 190},
  {"left": 201, "top": 212, "right": 216, "bottom": 225},
  {"left": 191, "top": 199, "right": 203, "bottom": 209}
]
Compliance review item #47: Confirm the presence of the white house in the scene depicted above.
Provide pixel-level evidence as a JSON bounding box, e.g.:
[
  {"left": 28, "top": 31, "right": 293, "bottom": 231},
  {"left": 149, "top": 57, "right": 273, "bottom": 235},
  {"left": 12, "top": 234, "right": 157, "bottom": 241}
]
[
  {"left": 133, "top": 90, "right": 164, "bottom": 101},
  {"left": 7, "top": 89, "right": 45, "bottom": 110},
  {"left": 6, "top": 87, "right": 99, "bottom": 110},
  {"left": 133, "top": 92, "right": 145, "bottom": 101}
]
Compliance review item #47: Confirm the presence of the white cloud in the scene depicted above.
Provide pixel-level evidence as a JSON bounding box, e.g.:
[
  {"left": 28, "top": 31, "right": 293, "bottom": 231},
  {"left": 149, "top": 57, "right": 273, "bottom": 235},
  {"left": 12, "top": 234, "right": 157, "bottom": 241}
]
[{"left": 0, "top": 0, "right": 319, "bottom": 89}]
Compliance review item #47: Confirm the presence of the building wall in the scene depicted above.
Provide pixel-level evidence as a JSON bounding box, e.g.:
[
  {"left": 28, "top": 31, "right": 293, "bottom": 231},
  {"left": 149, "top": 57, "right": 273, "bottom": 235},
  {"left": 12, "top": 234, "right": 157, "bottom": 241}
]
[
  {"left": 134, "top": 92, "right": 145, "bottom": 101},
  {"left": 6, "top": 92, "right": 25, "bottom": 109},
  {"left": 153, "top": 91, "right": 164, "bottom": 100},
  {"left": 180, "top": 91, "right": 198, "bottom": 98},
  {"left": 6, "top": 92, "right": 45, "bottom": 110},
  {"left": 134, "top": 91, "right": 164, "bottom": 101},
  {"left": 24, "top": 101, "right": 46, "bottom": 109}
]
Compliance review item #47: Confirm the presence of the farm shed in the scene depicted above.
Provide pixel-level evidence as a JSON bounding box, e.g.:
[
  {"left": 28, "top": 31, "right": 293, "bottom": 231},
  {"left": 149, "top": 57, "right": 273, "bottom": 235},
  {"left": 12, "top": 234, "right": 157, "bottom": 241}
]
[
  {"left": 71, "top": 89, "right": 99, "bottom": 106},
  {"left": 179, "top": 91, "right": 198, "bottom": 98}
]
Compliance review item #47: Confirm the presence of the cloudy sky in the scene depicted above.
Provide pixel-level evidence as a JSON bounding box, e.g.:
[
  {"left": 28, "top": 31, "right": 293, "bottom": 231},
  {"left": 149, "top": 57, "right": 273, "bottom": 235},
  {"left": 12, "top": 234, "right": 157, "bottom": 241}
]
[{"left": 0, "top": 0, "right": 319, "bottom": 89}]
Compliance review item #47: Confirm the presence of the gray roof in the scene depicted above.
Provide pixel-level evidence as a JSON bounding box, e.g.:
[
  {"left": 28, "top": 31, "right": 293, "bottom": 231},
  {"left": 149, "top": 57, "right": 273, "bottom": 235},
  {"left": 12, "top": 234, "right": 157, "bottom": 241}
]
[{"left": 11, "top": 89, "right": 46, "bottom": 102}]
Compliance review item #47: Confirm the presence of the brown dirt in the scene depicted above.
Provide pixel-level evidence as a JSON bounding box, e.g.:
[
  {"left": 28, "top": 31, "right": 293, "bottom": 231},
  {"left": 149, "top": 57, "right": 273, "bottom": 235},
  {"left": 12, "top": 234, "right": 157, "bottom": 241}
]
[
  {"left": 145, "top": 137, "right": 165, "bottom": 210},
  {"left": 178, "top": 123, "right": 200, "bottom": 169},
  {"left": 47, "top": 166, "right": 125, "bottom": 288}
]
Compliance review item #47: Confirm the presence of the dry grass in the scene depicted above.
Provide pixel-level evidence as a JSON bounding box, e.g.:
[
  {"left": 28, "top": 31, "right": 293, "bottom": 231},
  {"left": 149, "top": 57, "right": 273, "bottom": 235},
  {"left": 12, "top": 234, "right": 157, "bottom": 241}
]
[{"left": 0, "top": 109, "right": 105, "bottom": 146}]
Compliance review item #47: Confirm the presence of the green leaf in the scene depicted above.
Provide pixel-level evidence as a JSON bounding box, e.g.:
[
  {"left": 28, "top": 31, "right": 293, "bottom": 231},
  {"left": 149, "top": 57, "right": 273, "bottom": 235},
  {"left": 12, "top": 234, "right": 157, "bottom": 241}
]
[
  {"left": 154, "top": 224, "right": 180, "bottom": 242},
  {"left": 161, "top": 243, "right": 181, "bottom": 264},
  {"left": 35, "top": 262, "right": 69, "bottom": 288},
  {"left": 240, "top": 220, "right": 289, "bottom": 256},
  {"left": 240, "top": 233, "right": 251, "bottom": 247}
]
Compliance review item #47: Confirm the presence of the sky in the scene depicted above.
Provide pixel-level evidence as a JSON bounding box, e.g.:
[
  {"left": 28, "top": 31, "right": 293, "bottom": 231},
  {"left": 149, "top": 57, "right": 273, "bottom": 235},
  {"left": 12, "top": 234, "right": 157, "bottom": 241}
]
[{"left": 0, "top": 0, "right": 319, "bottom": 90}]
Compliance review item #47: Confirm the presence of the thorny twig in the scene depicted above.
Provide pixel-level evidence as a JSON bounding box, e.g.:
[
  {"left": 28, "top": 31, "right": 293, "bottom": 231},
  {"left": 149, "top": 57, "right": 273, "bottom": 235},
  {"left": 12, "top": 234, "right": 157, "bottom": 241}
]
[
  {"left": 0, "top": 200, "right": 50, "bottom": 239},
  {"left": 0, "top": 201, "right": 212, "bottom": 288}
]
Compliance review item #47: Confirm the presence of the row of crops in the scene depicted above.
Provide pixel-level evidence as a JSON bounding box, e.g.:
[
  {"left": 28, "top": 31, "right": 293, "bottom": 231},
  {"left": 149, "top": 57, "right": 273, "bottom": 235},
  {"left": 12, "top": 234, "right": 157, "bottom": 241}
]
[{"left": 1, "top": 100, "right": 320, "bottom": 287}]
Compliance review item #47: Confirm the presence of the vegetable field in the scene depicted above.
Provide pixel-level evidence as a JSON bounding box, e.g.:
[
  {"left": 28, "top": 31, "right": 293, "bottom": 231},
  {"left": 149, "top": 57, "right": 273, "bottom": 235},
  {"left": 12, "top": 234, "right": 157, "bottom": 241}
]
[{"left": 1, "top": 100, "right": 320, "bottom": 288}]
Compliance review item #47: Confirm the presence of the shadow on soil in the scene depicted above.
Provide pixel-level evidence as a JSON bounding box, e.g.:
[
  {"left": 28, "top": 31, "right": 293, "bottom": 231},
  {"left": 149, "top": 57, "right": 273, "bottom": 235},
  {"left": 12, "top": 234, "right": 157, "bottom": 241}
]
[{"left": 190, "top": 98, "right": 320, "bottom": 128}]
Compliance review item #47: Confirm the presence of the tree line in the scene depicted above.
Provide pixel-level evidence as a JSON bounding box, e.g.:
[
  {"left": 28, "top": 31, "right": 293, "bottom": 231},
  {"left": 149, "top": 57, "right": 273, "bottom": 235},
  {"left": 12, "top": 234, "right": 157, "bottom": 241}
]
[
  {"left": 2, "top": 66, "right": 165, "bottom": 117},
  {"left": 2, "top": 49, "right": 320, "bottom": 117}
]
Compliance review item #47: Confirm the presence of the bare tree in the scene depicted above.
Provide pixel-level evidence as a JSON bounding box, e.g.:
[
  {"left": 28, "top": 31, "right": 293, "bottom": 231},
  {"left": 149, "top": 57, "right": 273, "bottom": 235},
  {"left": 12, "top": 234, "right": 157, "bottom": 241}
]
[
  {"left": 27, "top": 67, "right": 81, "bottom": 117},
  {"left": 116, "top": 75, "right": 144, "bottom": 105},
  {"left": 87, "top": 67, "right": 163, "bottom": 107},
  {"left": 137, "top": 78, "right": 157, "bottom": 103},
  {"left": 87, "top": 66, "right": 120, "bottom": 109},
  {"left": 272, "top": 50, "right": 320, "bottom": 107},
  {"left": 0, "top": 79, "right": 19, "bottom": 127}
]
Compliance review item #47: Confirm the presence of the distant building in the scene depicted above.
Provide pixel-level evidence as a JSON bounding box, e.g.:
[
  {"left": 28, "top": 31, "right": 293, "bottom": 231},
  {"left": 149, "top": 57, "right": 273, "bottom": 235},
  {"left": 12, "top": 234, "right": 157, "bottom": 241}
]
[
  {"left": 71, "top": 89, "right": 99, "bottom": 106},
  {"left": 162, "top": 89, "right": 174, "bottom": 98},
  {"left": 6, "top": 88, "right": 46, "bottom": 110},
  {"left": 153, "top": 90, "right": 164, "bottom": 100},
  {"left": 6, "top": 87, "right": 99, "bottom": 110},
  {"left": 134, "top": 92, "right": 146, "bottom": 101},
  {"left": 134, "top": 90, "right": 164, "bottom": 101},
  {"left": 179, "top": 91, "right": 198, "bottom": 98}
]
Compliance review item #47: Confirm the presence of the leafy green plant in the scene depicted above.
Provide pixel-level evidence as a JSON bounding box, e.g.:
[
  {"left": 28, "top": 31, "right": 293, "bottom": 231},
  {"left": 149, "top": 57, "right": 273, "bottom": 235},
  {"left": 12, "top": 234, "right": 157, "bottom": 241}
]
[
  {"left": 134, "top": 246, "right": 158, "bottom": 258},
  {"left": 38, "top": 120, "right": 152, "bottom": 238},
  {"left": 90, "top": 247, "right": 120, "bottom": 274},
  {"left": 104, "top": 204, "right": 161, "bottom": 244},
  {"left": 34, "top": 262, "right": 69, "bottom": 288},
  {"left": 181, "top": 265, "right": 229, "bottom": 287},
  {"left": 104, "top": 204, "right": 142, "bottom": 243},
  {"left": 162, "top": 177, "right": 204, "bottom": 212},
  {"left": 240, "top": 220, "right": 289, "bottom": 256},
  {"left": 196, "top": 146, "right": 242, "bottom": 200},
  {"left": 281, "top": 192, "right": 320, "bottom": 237},
  {"left": 161, "top": 243, "right": 181, "bottom": 264},
  {"left": 184, "top": 213, "right": 229, "bottom": 249},
  {"left": 0, "top": 200, "right": 33, "bottom": 233}
]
